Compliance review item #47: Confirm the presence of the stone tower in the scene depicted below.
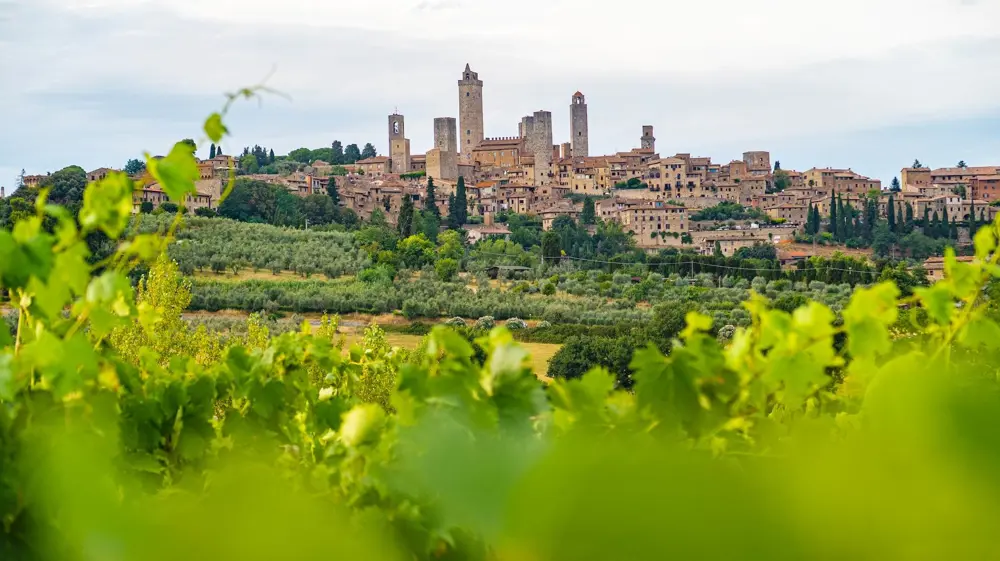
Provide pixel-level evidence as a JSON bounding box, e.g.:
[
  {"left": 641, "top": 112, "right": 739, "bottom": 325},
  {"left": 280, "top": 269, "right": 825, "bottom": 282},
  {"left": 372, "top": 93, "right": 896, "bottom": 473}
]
[
  {"left": 428, "top": 117, "right": 459, "bottom": 181},
  {"left": 570, "top": 91, "right": 589, "bottom": 157},
  {"left": 458, "top": 63, "right": 484, "bottom": 160},
  {"left": 433, "top": 117, "right": 458, "bottom": 154},
  {"left": 388, "top": 113, "right": 410, "bottom": 174},
  {"left": 641, "top": 125, "right": 655, "bottom": 152},
  {"left": 522, "top": 110, "right": 554, "bottom": 185}
]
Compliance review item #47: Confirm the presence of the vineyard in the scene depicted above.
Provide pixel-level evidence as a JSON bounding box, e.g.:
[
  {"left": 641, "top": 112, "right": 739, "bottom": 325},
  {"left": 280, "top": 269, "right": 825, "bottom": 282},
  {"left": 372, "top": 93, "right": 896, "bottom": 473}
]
[{"left": 4, "top": 106, "right": 1000, "bottom": 560}]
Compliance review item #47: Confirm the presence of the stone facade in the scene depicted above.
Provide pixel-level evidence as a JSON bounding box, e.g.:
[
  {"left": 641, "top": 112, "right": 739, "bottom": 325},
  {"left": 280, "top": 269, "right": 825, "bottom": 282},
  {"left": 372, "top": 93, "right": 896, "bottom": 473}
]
[
  {"left": 641, "top": 125, "right": 655, "bottom": 151},
  {"left": 429, "top": 117, "right": 458, "bottom": 181},
  {"left": 433, "top": 117, "right": 458, "bottom": 154},
  {"left": 521, "top": 111, "right": 554, "bottom": 185},
  {"left": 570, "top": 91, "right": 589, "bottom": 157},
  {"left": 742, "top": 151, "right": 771, "bottom": 176},
  {"left": 388, "top": 113, "right": 410, "bottom": 174},
  {"left": 458, "top": 64, "right": 484, "bottom": 160}
]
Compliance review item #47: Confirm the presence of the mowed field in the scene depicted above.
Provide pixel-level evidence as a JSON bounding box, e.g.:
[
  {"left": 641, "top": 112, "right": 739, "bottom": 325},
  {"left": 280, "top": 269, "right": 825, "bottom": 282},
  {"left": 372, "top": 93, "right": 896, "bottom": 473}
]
[{"left": 341, "top": 331, "right": 560, "bottom": 380}]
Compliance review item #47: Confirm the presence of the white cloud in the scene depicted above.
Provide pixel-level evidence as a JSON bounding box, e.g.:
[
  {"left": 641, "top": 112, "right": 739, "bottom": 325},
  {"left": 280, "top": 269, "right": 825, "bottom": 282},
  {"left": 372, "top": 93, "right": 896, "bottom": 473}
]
[{"left": 2, "top": 0, "right": 1000, "bottom": 187}]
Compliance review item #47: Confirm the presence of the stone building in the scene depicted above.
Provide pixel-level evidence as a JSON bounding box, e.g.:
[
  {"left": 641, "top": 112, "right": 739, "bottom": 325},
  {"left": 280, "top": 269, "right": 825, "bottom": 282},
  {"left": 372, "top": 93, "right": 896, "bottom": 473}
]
[
  {"left": 433, "top": 117, "right": 458, "bottom": 154},
  {"left": 357, "top": 156, "right": 391, "bottom": 176},
  {"left": 641, "top": 125, "right": 655, "bottom": 152},
  {"left": 570, "top": 91, "right": 589, "bottom": 157},
  {"left": 520, "top": 111, "right": 554, "bottom": 185},
  {"left": 901, "top": 167, "right": 932, "bottom": 191},
  {"left": 743, "top": 151, "right": 771, "bottom": 176},
  {"left": 388, "top": 113, "right": 410, "bottom": 174},
  {"left": 458, "top": 64, "right": 484, "bottom": 160},
  {"left": 428, "top": 117, "right": 459, "bottom": 181}
]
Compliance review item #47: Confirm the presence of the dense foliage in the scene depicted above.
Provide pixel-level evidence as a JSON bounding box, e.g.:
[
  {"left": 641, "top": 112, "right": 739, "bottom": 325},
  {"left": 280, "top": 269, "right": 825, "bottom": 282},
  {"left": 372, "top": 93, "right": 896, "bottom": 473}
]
[
  {"left": 132, "top": 214, "right": 368, "bottom": 278},
  {"left": 7, "top": 103, "right": 1000, "bottom": 561}
]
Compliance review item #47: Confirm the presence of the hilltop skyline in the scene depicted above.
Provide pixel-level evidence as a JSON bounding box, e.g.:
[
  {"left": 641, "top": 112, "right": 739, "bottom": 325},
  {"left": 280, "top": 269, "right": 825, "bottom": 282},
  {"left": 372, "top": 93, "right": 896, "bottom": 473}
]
[{"left": 3, "top": 0, "right": 1000, "bottom": 188}]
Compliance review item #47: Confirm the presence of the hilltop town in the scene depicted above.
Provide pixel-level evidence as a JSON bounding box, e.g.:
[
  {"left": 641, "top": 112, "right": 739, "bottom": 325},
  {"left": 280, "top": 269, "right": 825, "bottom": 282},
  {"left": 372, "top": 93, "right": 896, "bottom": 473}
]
[{"left": 10, "top": 63, "right": 999, "bottom": 261}]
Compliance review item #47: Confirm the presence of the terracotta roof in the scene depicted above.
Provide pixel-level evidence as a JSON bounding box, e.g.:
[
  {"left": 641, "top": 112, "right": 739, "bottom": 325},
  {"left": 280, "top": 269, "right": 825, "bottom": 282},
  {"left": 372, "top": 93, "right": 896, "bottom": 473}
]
[{"left": 358, "top": 156, "right": 389, "bottom": 164}]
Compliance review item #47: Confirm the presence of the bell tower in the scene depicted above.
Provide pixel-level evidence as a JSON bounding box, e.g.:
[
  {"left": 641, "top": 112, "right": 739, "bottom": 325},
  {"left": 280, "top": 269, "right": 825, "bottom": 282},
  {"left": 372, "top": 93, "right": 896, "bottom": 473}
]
[
  {"left": 458, "top": 64, "right": 484, "bottom": 160},
  {"left": 388, "top": 112, "right": 410, "bottom": 174}
]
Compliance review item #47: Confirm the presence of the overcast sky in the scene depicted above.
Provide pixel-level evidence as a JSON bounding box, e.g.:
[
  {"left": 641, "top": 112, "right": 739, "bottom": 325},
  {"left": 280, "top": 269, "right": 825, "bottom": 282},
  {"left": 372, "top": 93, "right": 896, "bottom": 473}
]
[{"left": 2, "top": 0, "right": 1000, "bottom": 191}]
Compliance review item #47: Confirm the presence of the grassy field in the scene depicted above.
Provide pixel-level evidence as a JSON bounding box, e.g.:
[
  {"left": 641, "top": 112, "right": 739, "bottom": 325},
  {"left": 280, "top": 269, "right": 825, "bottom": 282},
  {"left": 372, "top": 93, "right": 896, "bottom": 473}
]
[{"left": 342, "top": 331, "right": 559, "bottom": 379}]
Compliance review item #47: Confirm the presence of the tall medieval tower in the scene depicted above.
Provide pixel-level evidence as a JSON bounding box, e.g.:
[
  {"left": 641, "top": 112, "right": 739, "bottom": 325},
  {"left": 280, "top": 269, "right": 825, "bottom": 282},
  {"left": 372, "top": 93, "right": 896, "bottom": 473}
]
[
  {"left": 388, "top": 112, "right": 410, "bottom": 174},
  {"left": 458, "top": 64, "right": 484, "bottom": 160},
  {"left": 641, "top": 125, "right": 656, "bottom": 152},
  {"left": 521, "top": 110, "right": 554, "bottom": 185},
  {"left": 570, "top": 92, "right": 589, "bottom": 157}
]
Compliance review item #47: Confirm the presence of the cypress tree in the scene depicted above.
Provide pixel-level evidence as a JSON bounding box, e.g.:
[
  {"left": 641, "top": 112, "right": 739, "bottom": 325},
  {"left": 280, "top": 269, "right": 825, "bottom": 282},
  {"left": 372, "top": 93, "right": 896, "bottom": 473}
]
[
  {"left": 905, "top": 202, "right": 914, "bottom": 233},
  {"left": 887, "top": 195, "right": 896, "bottom": 232},
  {"left": 209, "top": 143, "right": 217, "bottom": 159},
  {"left": 813, "top": 205, "right": 821, "bottom": 235},
  {"left": 327, "top": 177, "right": 340, "bottom": 206},
  {"left": 969, "top": 199, "right": 977, "bottom": 239},
  {"left": 582, "top": 197, "right": 596, "bottom": 225},
  {"left": 806, "top": 203, "right": 815, "bottom": 234},
  {"left": 269, "top": 149, "right": 275, "bottom": 164},
  {"left": 398, "top": 195, "right": 414, "bottom": 237},
  {"left": 836, "top": 195, "right": 846, "bottom": 241},
  {"left": 455, "top": 176, "right": 468, "bottom": 225},
  {"left": 424, "top": 177, "right": 440, "bottom": 219},
  {"left": 447, "top": 193, "right": 458, "bottom": 229},
  {"left": 930, "top": 210, "right": 940, "bottom": 238},
  {"left": 828, "top": 192, "right": 838, "bottom": 236},
  {"left": 942, "top": 208, "right": 950, "bottom": 239}
]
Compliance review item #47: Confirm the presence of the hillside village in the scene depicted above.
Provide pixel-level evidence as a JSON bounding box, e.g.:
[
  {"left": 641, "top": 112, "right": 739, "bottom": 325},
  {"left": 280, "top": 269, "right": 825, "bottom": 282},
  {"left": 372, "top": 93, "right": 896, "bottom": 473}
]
[{"left": 10, "top": 63, "right": 999, "bottom": 261}]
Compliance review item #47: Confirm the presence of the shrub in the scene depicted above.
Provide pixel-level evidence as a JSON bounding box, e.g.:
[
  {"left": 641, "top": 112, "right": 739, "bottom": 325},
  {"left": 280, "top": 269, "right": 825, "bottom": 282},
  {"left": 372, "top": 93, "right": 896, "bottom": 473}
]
[
  {"left": 435, "top": 258, "right": 459, "bottom": 282},
  {"left": 444, "top": 316, "right": 467, "bottom": 327},
  {"left": 542, "top": 283, "right": 556, "bottom": 296},
  {"left": 505, "top": 317, "right": 527, "bottom": 330},
  {"left": 537, "top": 321, "right": 552, "bottom": 329},
  {"left": 475, "top": 316, "right": 495, "bottom": 330}
]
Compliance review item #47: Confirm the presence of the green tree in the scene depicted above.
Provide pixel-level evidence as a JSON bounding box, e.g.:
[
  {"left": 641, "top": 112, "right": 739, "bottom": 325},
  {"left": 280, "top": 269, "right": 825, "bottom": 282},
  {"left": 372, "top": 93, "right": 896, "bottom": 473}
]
[
  {"left": 541, "top": 231, "right": 561, "bottom": 263},
  {"left": 455, "top": 176, "right": 468, "bottom": 226},
  {"left": 773, "top": 169, "right": 791, "bottom": 192},
  {"left": 180, "top": 138, "right": 197, "bottom": 152},
  {"left": 930, "top": 210, "right": 940, "bottom": 238},
  {"left": 582, "top": 197, "right": 596, "bottom": 225},
  {"left": 970, "top": 199, "right": 977, "bottom": 240},
  {"left": 398, "top": 194, "right": 414, "bottom": 237},
  {"left": 140, "top": 201, "right": 154, "bottom": 214},
  {"left": 872, "top": 221, "right": 895, "bottom": 258},
  {"left": 958, "top": 160, "right": 968, "bottom": 169},
  {"left": 331, "top": 141, "right": 344, "bottom": 165},
  {"left": 435, "top": 258, "right": 459, "bottom": 282},
  {"left": 209, "top": 143, "right": 217, "bottom": 159},
  {"left": 890, "top": 177, "right": 901, "bottom": 192},
  {"left": 327, "top": 177, "right": 340, "bottom": 206},
  {"left": 713, "top": 241, "right": 723, "bottom": 258},
  {"left": 269, "top": 149, "right": 275, "bottom": 164},
  {"left": 240, "top": 154, "right": 259, "bottom": 174},
  {"left": 397, "top": 234, "right": 436, "bottom": 268},
  {"left": 942, "top": 209, "right": 951, "bottom": 239},
  {"left": 437, "top": 230, "right": 464, "bottom": 261},
  {"left": 828, "top": 191, "right": 838, "bottom": 237},
  {"left": 360, "top": 143, "right": 377, "bottom": 160},
  {"left": 344, "top": 144, "right": 362, "bottom": 163},
  {"left": 887, "top": 195, "right": 896, "bottom": 232},
  {"left": 912, "top": 159, "right": 923, "bottom": 169},
  {"left": 773, "top": 160, "right": 781, "bottom": 171},
  {"left": 424, "top": 177, "right": 440, "bottom": 219},
  {"left": 447, "top": 194, "right": 459, "bottom": 229},
  {"left": 905, "top": 202, "right": 914, "bottom": 233},
  {"left": 952, "top": 184, "right": 967, "bottom": 199},
  {"left": 301, "top": 193, "right": 337, "bottom": 226}
]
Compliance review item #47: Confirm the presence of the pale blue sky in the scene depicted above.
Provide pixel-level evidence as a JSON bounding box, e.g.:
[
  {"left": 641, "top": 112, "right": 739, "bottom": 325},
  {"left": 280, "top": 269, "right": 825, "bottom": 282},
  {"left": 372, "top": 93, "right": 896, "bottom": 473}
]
[{"left": 2, "top": 0, "right": 1000, "bottom": 192}]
